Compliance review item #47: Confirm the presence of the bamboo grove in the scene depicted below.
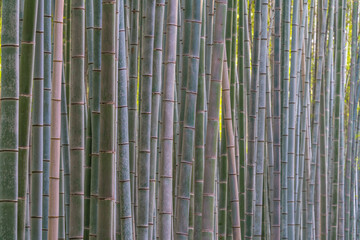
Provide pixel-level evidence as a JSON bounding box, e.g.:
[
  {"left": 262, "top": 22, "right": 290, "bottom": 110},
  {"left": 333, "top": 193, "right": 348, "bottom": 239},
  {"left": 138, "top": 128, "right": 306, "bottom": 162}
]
[{"left": 2, "top": 0, "right": 360, "bottom": 239}]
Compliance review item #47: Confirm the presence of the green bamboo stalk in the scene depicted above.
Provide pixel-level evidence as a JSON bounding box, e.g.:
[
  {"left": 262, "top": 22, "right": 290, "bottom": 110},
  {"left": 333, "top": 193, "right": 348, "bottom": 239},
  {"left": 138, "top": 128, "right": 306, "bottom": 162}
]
[
  {"left": 245, "top": 0, "right": 261, "bottom": 237},
  {"left": 128, "top": 0, "right": 140, "bottom": 222},
  {"left": 174, "top": 0, "right": 192, "bottom": 215},
  {"left": 116, "top": 2, "right": 133, "bottom": 239},
  {"left": 320, "top": 31, "right": 328, "bottom": 240},
  {"left": 42, "top": 0, "right": 52, "bottom": 238},
  {"left": 295, "top": 42, "right": 307, "bottom": 240},
  {"left": 237, "top": 1, "right": 247, "bottom": 237},
  {"left": 201, "top": 1, "right": 227, "bottom": 239},
  {"left": 18, "top": 0, "right": 39, "bottom": 237},
  {"left": 59, "top": 150, "right": 66, "bottom": 240},
  {"left": 307, "top": 0, "right": 327, "bottom": 238},
  {"left": 345, "top": 1, "right": 358, "bottom": 238},
  {"left": 69, "top": 0, "right": 85, "bottom": 238},
  {"left": 266, "top": 55, "right": 275, "bottom": 230},
  {"left": 148, "top": 0, "right": 165, "bottom": 239},
  {"left": 280, "top": 0, "right": 291, "bottom": 237},
  {"left": 193, "top": 7, "right": 206, "bottom": 238},
  {"left": 89, "top": 0, "right": 101, "bottom": 238},
  {"left": 205, "top": 0, "right": 214, "bottom": 97},
  {"left": 136, "top": 1, "right": 156, "bottom": 239},
  {"left": 218, "top": 124, "right": 228, "bottom": 240},
  {"left": 175, "top": 1, "right": 203, "bottom": 238},
  {"left": 84, "top": 0, "right": 94, "bottom": 238},
  {"left": 254, "top": 0, "right": 268, "bottom": 238},
  {"left": 96, "top": 0, "right": 116, "bottom": 238},
  {"left": 287, "top": 0, "right": 300, "bottom": 238},
  {"left": 337, "top": 12, "right": 347, "bottom": 237},
  {"left": 222, "top": 55, "right": 241, "bottom": 240},
  {"left": 0, "top": 0, "right": 20, "bottom": 238},
  {"left": 31, "top": 0, "right": 44, "bottom": 237},
  {"left": 158, "top": 0, "right": 178, "bottom": 237},
  {"left": 330, "top": 0, "right": 343, "bottom": 238},
  {"left": 60, "top": 65, "right": 71, "bottom": 240},
  {"left": 48, "top": 0, "right": 64, "bottom": 238}
]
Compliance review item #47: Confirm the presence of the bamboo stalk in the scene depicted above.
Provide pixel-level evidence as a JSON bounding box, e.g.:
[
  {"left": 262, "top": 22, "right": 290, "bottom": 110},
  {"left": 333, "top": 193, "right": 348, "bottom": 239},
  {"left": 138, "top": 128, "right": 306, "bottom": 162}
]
[
  {"left": 69, "top": 0, "right": 86, "bottom": 239},
  {"left": 42, "top": 0, "right": 52, "bottom": 238},
  {"left": 18, "top": 0, "right": 39, "bottom": 237},
  {"left": 48, "top": 0, "right": 64, "bottom": 238},
  {"left": 31, "top": 0, "right": 44, "bottom": 237},
  {"left": 148, "top": 0, "right": 165, "bottom": 238},
  {"left": 96, "top": 0, "right": 116, "bottom": 238},
  {"left": 175, "top": 1, "right": 203, "bottom": 238},
  {"left": 0, "top": 0, "right": 20, "bottom": 238},
  {"left": 158, "top": 0, "right": 178, "bottom": 238},
  {"left": 201, "top": 1, "right": 227, "bottom": 239}
]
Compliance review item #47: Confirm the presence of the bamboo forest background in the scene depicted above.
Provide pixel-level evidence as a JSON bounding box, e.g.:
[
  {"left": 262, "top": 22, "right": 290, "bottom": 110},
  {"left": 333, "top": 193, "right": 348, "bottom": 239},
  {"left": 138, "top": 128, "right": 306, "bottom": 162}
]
[{"left": 2, "top": 0, "right": 360, "bottom": 239}]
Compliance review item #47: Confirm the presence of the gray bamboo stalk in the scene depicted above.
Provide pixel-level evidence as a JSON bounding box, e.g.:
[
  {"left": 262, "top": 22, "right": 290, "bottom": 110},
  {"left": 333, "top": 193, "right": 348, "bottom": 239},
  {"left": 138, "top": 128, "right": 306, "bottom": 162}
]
[
  {"left": 330, "top": 0, "right": 344, "bottom": 238},
  {"left": 287, "top": 0, "right": 300, "bottom": 238},
  {"left": 254, "top": 0, "right": 268, "bottom": 238},
  {"left": 201, "top": 0, "right": 227, "bottom": 239},
  {"left": 137, "top": 1, "right": 156, "bottom": 239},
  {"left": 307, "top": 0, "right": 327, "bottom": 238},
  {"left": 272, "top": 0, "right": 281, "bottom": 238},
  {"left": 280, "top": 0, "right": 291, "bottom": 237},
  {"left": 245, "top": 0, "right": 261, "bottom": 237},
  {"left": 128, "top": 0, "right": 140, "bottom": 220},
  {"left": 193, "top": 8, "right": 206, "bottom": 238},
  {"left": 31, "top": 0, "right": 44, "bottom": 237},
  {"left": 96, "top": 0, "right": 116, "bottom": 238},
  {"left": 175, "top": 1, "right": 203, "bottom": 238},
  {"left": 148, "top": 0, "right": 165, "bottom": 239},
  {"left": 222, "top": 55, "right": 241, "bottom": 240},
  {"left": 116, "top": 1, "right": 133, "bottom": 238},
  {"left": 69, "top": 0, "right": 85, "bottom": 239},
  {"left": 48, "top": 0, "right": 64, "bottom": 238},
  {"left": 158, "top": 0, "right": 178, "bottom": 238},
  {"left": 0, "top": 0, "right": 20, "bottom": 238}
]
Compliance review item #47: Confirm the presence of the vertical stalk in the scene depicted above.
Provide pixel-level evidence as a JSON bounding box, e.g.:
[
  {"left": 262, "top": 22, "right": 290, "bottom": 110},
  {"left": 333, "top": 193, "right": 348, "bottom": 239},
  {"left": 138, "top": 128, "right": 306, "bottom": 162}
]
[
  {"left": 0, "top": 0, "right": 20, "bottom": 238},
  {"left": 158, "top": 0, "right": 178, "bottom": 238},
  {"left": 175, "top": 1, "right": 203, "bottom": 238},
  {"left": 245, "top": 0, "right": 261, "bottom": 237},
  {"left": 96, "top": 0, "right": 116, "bottom": 238},
  {"left": 42, "top": 0, "right": 52, "bottom": 238},
  {"left": 18, "top": 0, "right": 39, "bottom": 237},
  {"left": 330, "top": 0, "right": 343, "bottom": 238},
  {"left": 89, "top": 0, "right": 101, "bottom": 237},
  {"left": 222, "top": 55, "right": 241, "bottom": 240},
  {"left": 193, "top": 7, "right": 206, "bottom": 238},
  {"left": 201, "top": 0, "right": 227, "bottom": 239},
  {"left": 148, "top": 0, "right": 165, "bottom": 239},
  {"left": 69, "top": 0, "right": 85, "bottom": 238},
  {"left": 31, "top": 0, "right": 44, "bottom": 237},
  {"left": 48, "top": 0, "right": 64, "bottom": 238},
  {"left": 254, "top": 0, "right": 268, "bottom": 238},
  {"left": 84, "top": 0, "right": 94, "bottom": 237},
  {"left": 136, "top": 1, "right": 156, "bottom": 239},
  {"left": 116, "top": 1, "right": 133, "bottom": 239}
]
